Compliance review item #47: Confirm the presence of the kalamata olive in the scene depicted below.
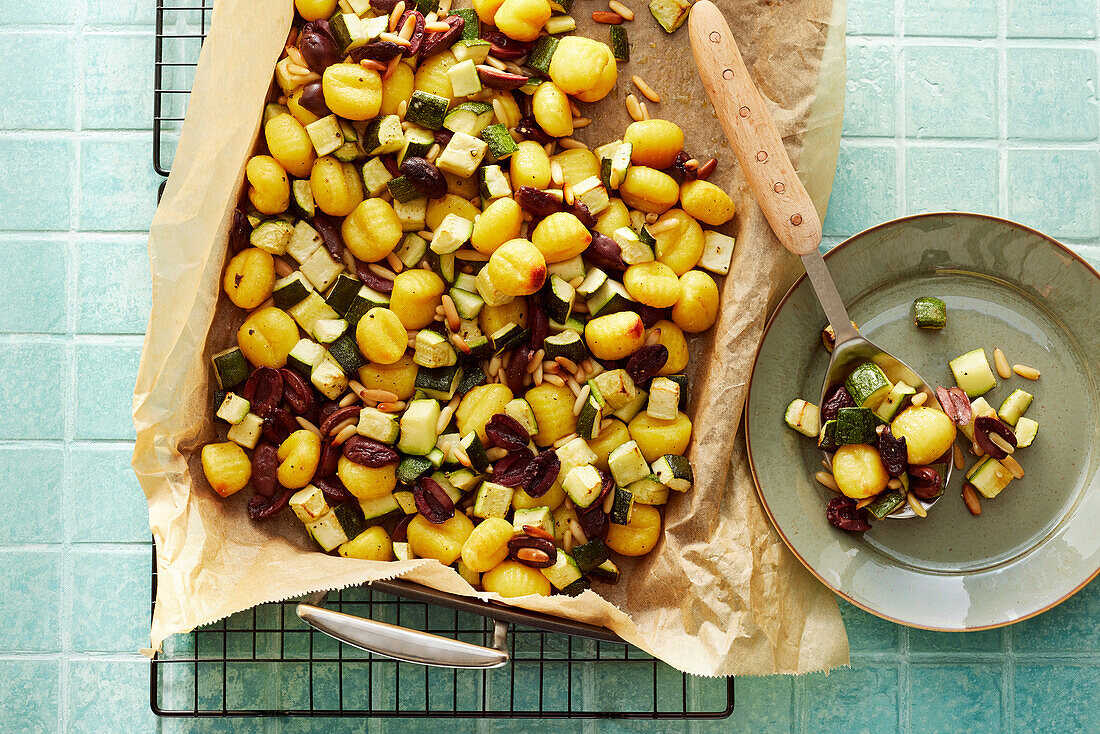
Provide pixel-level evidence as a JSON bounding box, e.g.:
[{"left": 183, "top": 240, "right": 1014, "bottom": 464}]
[
  {"left": 370, "top": 0, "right": 401, "bottom": 12},
  {"left": 586, "top": 232, "right": 628, "bottom": 272},
  {"left": 877, "top": 429, "right": 908, "bottom": 476},
  {"left": 317, "top": 439, "right": 342, "bottom": 477},
  {"left": 279, "top": 368, "right": 315, "bottom": 415},
  {"left": 521, "top": 449, "right": 560, "bottom": 497},
  {"left": 356, "top": 259, "right": 395, "bottom": 293},
  {"left": 577, "top": 506, "right": 610, "bottom": 541},
  {"left": 433, "top": 129, "right": 453, "bottom": 148},
  {"left": 507, "top": 535, "right": 557, "bottom": 568},
  {"left": 672, "top": 151, "right": 699, "bottom": 181},
  {"left": 251, "top": 443, "right": 279, "bottom": 497},
  {"left": 936, "top": 386, "right": 973, "bottom": 426},
  {"left": 626, "top": 345, "right": 668, "bottom": 383},
  {"left": 400, "top": 157, "right": 447, "bottom": 199},
  {"left": 414, "top": 477, "right": 455, "bottom": 523},
  {"left": 514, "top": 117, "right": 554, "bottom": 145},
  {"left": 491, "top": 449, "right": 534, "bottom": 487},
  {"left": 297, "top": 80, "right": 331, "bottom": 118},
  {"left": 262, "top": 408, "right": 298, "bottom": 445},
  {"left": 229, "top": 208, "right": 250, "bottom": 253},
  {"left": 248, "top": 488, "right": 294, "bottom": 520},
  {"left": 380, "top": 154, "right": 401, "bottom": 177},
  {"left": 974, "top": 416, "right": 1017, "bottom": 460},
  {"left": 342, "top": 435, "right": 400, "bottom": 467},
  {"left": 396, "top": 10, "right": 426, "bottom": 57},
  {"left": 825, "top": 496, "right": 871, "bottom": 532},
  {"left": 821, "top": 386, "right": 856, "bottom": 422},
  {"left": 311, "top": 213, "right": 344, "bottom": 261},
  {"left": 505, "top": 345, "right": 535, "bottom": 394},
  {"left": 565, "top": 200, "right": 596, "bottom": 229},
  {"left": 635, "top": 304, "right": 670, "bottom": 328},
  {"left": 482, "top": 29, "right": 533, "bottom": 60},
  {"left": 319, "top": 405, "right": 361, "bottom": 436},
  {"left": 419, "top": 15, "right": 465, "bottom": 58},
  {"left": 245, "top": 367, "right": 283, "bottom": 417},
  {"left": 486, "top": 414, "right": 529, "bottom": 450},
  {"left": 298, "top": 21, "right": 341, "bottom": 72},
  {"left": 526, "top": 300, "right": 549, "bottom": 348},
  {"left": 908, "top": 466, "right": 943, "bottom": 500},
  {"left": 318, "top": 400, "right": 342, "bottom": 424},
  {"left": 313, "top": 475, "right": 354, "bottom": 504},
  {"left": 514, "top": 186, "right": 562, "bottom": 218},
  {"left": 477, "top": 65, "right": 529, "bottom": 90},
  {"left": 350, "top": 40, "right": 404, "bottom": 64},
  {"left": 391, "top": 512, "right": 415, "bottom": 543}
]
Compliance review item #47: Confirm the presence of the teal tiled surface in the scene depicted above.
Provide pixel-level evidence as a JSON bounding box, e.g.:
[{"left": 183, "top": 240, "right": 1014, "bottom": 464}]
[{"left": 0, "top": 0, "right": 1095, "bottom": 731}]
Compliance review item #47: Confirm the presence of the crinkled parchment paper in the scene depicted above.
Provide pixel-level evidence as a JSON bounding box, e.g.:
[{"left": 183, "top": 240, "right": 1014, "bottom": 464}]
[{"left": 134, "top": 0, "right": 849, "bottom": 676}]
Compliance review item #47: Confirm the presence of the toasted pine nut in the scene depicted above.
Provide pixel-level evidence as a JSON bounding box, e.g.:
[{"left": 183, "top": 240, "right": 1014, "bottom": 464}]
[
  {"left": 608, "top": 0, "right": 634, "bottom": 19},
  {"left": 274, "top": 257, "right": 294, "bottom": 278},
  {"left": 574, "top": 367, "right": 586, "bottom": 383},
  {"left": 631, "top": 75, "right": 661, "bottom": 103},
  {"left": 527, "top": 349, "right": 545, "bottom": 374},
  {"left": 524, "top": 524, "right": 554, "bottom": 541},
  {"left": 436, "top": 403, "right": 458, "bottom": 434},
  {"left": 516, "top": 547, "right": 551, "bottom": 565},
  {"left": 450, "top": 333, "right": 471, "bottom": 354},
  {"left": 286, "top": 61, "right": 313, "bottom": 77},
  {"left": 398, "top": 13, "right": 417, "bottom": 39},
  {"left": 425, "top": 20, "right": 450, "bottom": 32},
  {"left": 332, "top": 423, "right": 359, "bottom": 446},
  {"left": 486, "top": 447, "right": 509, "bottom": 461},
  {"left": 559, "top": 138, "right": 588, "bottom": 150},
  {"left": 534, "top": 363, "right": 543, "bottom": 385},
  {"left": 572, "top": 384, "right": 591, "bottom": 416},
  {"left": 602, "top": 489, "right": 616, "bottom": 514},
  {"left": 697, "top": 157, "right": 718, "bottom": 180},
  {"left": 359, "top": 59, "right": 387, "bottom": 72},
  {"left": 1013, "top": 364, "right": 1041, "bottom": 380},
  {"left": 378, "top": 401, "right": 406, "bottom": 413},
  {"left": 566, "top": 376, "right": 582, "bottom": 396},
  {"left": 397, "top": 98, "right": 408, "bottom": 118},
  {"left": 639, "top": 101, "right": 650, "bottom": 120},
  {"left": 339, "top": 391, "right": 360, "bottom": 408},
  {"left": 989, "top": 433, "right": 1015, "bottom": 455},
  {"left": 544, "top": 373, "right": 566, "bottom": 387},
  {"left": 359, "top": 388, "right": 399, "bottom": 403},
  {"left": 550, "top": 161, "right": 564, "bottom": 187},
  {"left": 492, "top": 97, "right": 508, "bottom": 125},
  {"left": 553, "top": 432, "right": 579, "bottom": 448},
  {"left": 993, "top": 348, "right": 1012, "bottom": 379},
  {"left": 563, "top": 529, "right": 573, "bottom": 554},
  {"left": 887, "top": 478, "right": 902, "bottom": 490},
  {"left": 972, "top": 440, "right": 985, "bottom": 457},
  {"left": 543, "top": 360, "right": 560, "bottom": 373},
  {"left": 571, "top": 299, "right": 588, "bottom": 314},
  {"left": 368, "top": 263, "right": 398, "bottom": 280},
  {"left": 286, "top": 45, "right": 307, "bottom": 67},
  {"left": 568, "top": 518, "right": 588, "bottom": 545},
  {"left": 453, "top": 444, "right": 472, "bottom": 468},
  {"left": 953, "top": 443, "right": 965, "bottom": 470},
  {"left": 592, "top": 10, "right": 624, "bottom": 23},
  {"left": 626, "top": 94, "right": 644, "bottom": 122},
  {"left": 911, "top": 392, "right": 928, "bottom": 406},
  {"left": 572, "top": 117, "right": 592, "bottom": 129},
  {"left": 962, "top": 483, "right": 982, "bottom": 515},
  {"left": 441, "top": 295, "right": 460, "bottom": 332},
  {"left": 485, "top": 55, "right": 508, "bottom": 71},
  {"left": 295, "top": 416, "right": 322, "bottom": 437},
  {"left": 1001, "top": 454, "right": 1025, "bottom": 479},
  {"left": 855, "top": 497, "right": 875, "bottom": 510},
  {"left": 906, "top": 492, "right": 928, "bottom": 518},
  {"left": 380, "top": 32, "right": 411, "bottom": 47},
  {"left": 646, "top": 218, "right": 679, "bottom": 235},
  {"left": 645, "top": 328, "right": 662, "bottom": 346},
  {"left": 814, "top": 471, "right": 839, "bottom": 492},
  {"left": 452, "top": 249, "right": 490, "bottom": 261},
  {"left": 488, "top": 355, "right": 502, "bottom": 377},
  {"left": 389, "top": 2, "right": 405, "bottom": 32},
  {"left": 328, "top": 417, "right": 357, "bottom": 437}
]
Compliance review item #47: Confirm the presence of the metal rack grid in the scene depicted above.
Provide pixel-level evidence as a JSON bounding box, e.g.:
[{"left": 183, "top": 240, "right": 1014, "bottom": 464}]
[{"left": 149, "top": 0, "right": 735, "bottom": 718}]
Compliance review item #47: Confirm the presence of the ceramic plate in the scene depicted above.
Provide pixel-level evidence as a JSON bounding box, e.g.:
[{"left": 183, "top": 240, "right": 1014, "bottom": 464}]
[{"left": 746, "top": 213, "right": 1100, "bottom": 630}]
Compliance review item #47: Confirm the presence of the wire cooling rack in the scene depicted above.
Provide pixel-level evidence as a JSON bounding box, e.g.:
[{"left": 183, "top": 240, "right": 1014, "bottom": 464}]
[{"left": 150, "top": 0, "right": 735, "bottom": 718}]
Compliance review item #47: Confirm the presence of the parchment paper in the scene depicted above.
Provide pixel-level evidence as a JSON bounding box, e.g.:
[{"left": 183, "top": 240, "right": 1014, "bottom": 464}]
[{"left": 134, "top": 0, "right": 849, "bottom": 676}]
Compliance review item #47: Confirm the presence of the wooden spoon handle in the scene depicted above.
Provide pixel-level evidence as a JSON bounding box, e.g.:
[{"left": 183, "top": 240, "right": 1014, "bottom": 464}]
[{"left": 688, "top": 1, "right": 822, "bottom": 256}]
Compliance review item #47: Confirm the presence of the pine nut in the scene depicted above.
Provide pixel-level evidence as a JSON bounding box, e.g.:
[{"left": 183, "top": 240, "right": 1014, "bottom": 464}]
[
  {"left": 626, "top": 94, "right": 644, "bottom": 122},
  {"left": 378, "top": 401, "right": 405, "bottom": 413},
  {"left": 359, "top": 388, "right": 399, "bottom": 403},
  {"left": 332, "top": 423, "right": 359, "bottom": 446},
  {"left": 398, "top": 13, "right": 417, "bottom": 39},
  {"left": 592, "top": 10, "right": 624, "bottom": 23},
  {"left": 993, "top": 348, "right": 1012, "bottom": 379},
  {"left": 644, "top": 211, "right": 659, "bottom": 224},
  {"left": 368, "top": 263, "right": 398, "bottom": 280},
  {"left": 550, "top": 161, "right": 564, "bottom": 187},
  {"left": 524, "top": 524, "right": 554, "bottom": 541},
  {"left": 425, "top": 20, "right": 450, "bottom": 32},
  {"left": 572, "top": 117, "right": 592, "bottom": 129},
  {"left": 534, "top": 362, "right": 543, "bottom": 386},
  {"left": 553, "top": 432, "right": 579, "bottom": 448},
  {"left": 566, "top": 376, "right": 582, "bottom": 396},
  {"left": 380, "top": 32, "right": 411, "bottom": 47},
  {"left": 384, "top": 55, "right": 402, "bottom": 81},
  {"left": 855, "top": 497, "right": 875, "bottom": 510},
  {"left": 543, "top": 360, "right": 560, "bottom": 373},
  {"left": 327, "top": 417, "right": 358, "bottom": 437},
  {"left": 544, "top": 373, "right": 566, "bottom": 387},
  {"left": 397, "top": 98, "right": 408, "bottom": 118},
  {"left": 608, "top": 0, "right": 635, "bottom": 19},
  {"left": 1013, "top": 364, "right": 1041, "bottom": 380},
  {"left": 450, "top": 333, "right": 470, "bottom": 354},
  {"left": 339, "top": 392, "right": 360, "bottom": 408},
  {"left": 568, "top": 100, "right": 582, "bottom": 117},
  {"left": 488, "top": 356, "right": 502, "bottom": 377},
  {"left": 814, "top": 471, "right": 839, "bottom": 492},
  {"left": 568, "top": 518, "right": 589, "bottom": 545},
  {"left": 645, "top": 328, "right": 662, "bottom": 346},
  {"left": 295, "top": 417, "right": 322, "bottom": 437},
  {"left": 441, "top": 294, "right": 460, "bottom": 332},
  {"left": 274, "top": 257, "right": 294, "bottom": 278},
  {"left": 631, "top": 75, "right": 661, "bottom": 103},
  {"left": 573, "top": 384, "right": 591, "bottom": 416},
  {"left": 961, "top": 483, "right": 982, "bottom": 516},
  {"left": 452, "top": 249, "right": 490, "bottom": 261},
  {"left": 485, "top": 55, "right": 508, "bottom": 71},
  {"left": 516, "top": 547, "right": 551, "bottom": 565},
  {"left": 602, "top": 489, "right": 616, "bottom": 514},
  {"left": 251, "top": 296, "right": 275, "bottom": 313},
  {"left": 559, "top": 138, "right": 588, "bottom": 150},
  {"left": 389, "top": 2, "right": 405, "bottom": 32},
  {"left": 972, "top": 440, "right": 985, "bottom": 457},
  {"left": 887, "top": 478, "right": 902, "bottom": 490},
  {"left": 385, "top": 252, "right": 404, "bottom": 273},
  {"left": 563, "top": 530, "right": 573, "bottom": 554},
  {"left": 527, "top": 349, "right": 545, "bottom": 374},
  {"left": 486, "top": 447, "right": 509, "bottom": 461},
  {"left": 1001, "top": 454, "right": 1025, "bottom": 479},
  {"left": 639, "top": 101, "right": 650, "bottom": 120},
  {"left": 359, "top": 59, "right": 387, "bottom": 72},
  {"left": 697, "top": 158, "right": 718, "bottom": 180},
  {"left": 436, "top": 402, "right": 458, "bottom": 434},
  {"left": 492, "top": 97, "right": 508, "bottom": 125},
  {"left": 906, "top": 492, "right": 928, "bottom": 518},
  {"left": 989, "top": 433, "right": 1015, "bottom": 455},
  {"left": 911, "top": 392, "right": 928, "bottom": 406},
  {"left": 452, "top": 444, "right": 472, "bottom": 468},
  {"left": 953, "top": 443, "right": 965, "bottom": 470}
]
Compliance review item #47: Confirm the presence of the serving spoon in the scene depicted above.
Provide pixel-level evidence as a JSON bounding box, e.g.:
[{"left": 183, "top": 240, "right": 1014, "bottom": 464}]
[{"left": 688, "top": 1, "right": 951, "bottom": 517}]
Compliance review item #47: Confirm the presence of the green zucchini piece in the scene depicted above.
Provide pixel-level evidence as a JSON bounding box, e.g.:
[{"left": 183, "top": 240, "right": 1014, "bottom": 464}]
[
  {"left": 452, "top": 8, "right": 480, "bottom": 40},
  {"left": 489, "top": 322, "right": 529, "bottom": 353},
  {"left": 461, "top": 335, "right": 493, "bottom": 362},
  {"left": 289, "top": 484, "right": 329, "bottom": 523},
  {"left": 416, "top": 364, "right": 463, "bottom": 401},
  {"left": 1014, "top": 417, "right": 1038, "bottom": 448},
  {"left": 627, "top": 475, "right": 668, "bottom": 505},
  {"left": 392, "top": 490, "right": 417, "bottom": 515},
  {"left": 611, "top": 388, "right": 647, "bottom": 423},
  {"left": 652, "top": 454, "right": 692, "bottom": 492},
  {"left": 997, "top": 388, "right": 1033, "bottom": 426},
  {"left": 968, "top": 456, "right": 1014, "bottom": 499},
  {"left": 505, "top": 398, "right": 539, "bottom": 436},
  {"left": 299, "top": 247, "right": 344, "bottom": 292},
  {"left": 447, "top": 467, "right": 481, "bottom": 492},
  {"left": 364, "top": 114, "right": 405, "bottom": 155},
  {"left": 913, "top": 296, "right": 947, "bottom": 329},
  {"left": 550, "top": 314, "right": 586, "bottom": 334},
  {"left": 457, "top": 365, "right": 487, "bottom": 394},
  {"left": 835, "top": 407, "right": 877, "bottom": 445},
  {"left": 324, "top": 273, "right": 359, "bottom": 315},
  {"left": 313, "top": 318, "right": 348, "bottom": 344},
  {"left": 327, "top": 333, "right": 365, "bottom": 374},
  {"left": 576, "top": 384, "right": 608, "bottom": 440},
  {"left": 560, "top": 576, "right": 591, "bottom": 597},
  {"left": 545, "top": 14, "right": 576, "bottom": 34},
  {"left": 562, "top": 465, "right": 603, "bottom": 508},
  {"left": 394, "top": 233, "right": 429, "bottom": 269},
  {"left": 783, "top": 398, "right": 820, "bottom": 437},
  {"left": 272, "top": 272, "right": 312, "bottom": 311},
  {"left": 513, "top": 507, "right": 554, "bottom": 537},
  {"left": 344, "top": 284, "right": 391, "bottom": 326},
  {"left": 387, "top": 175, "right": 422, "bottom": 203},
  {"left": 451, "top": 39, "right": 491, "bottom": 66},
  {"left": 589, "top": 558, "right": 620, "bottom": 584},
  {"left": 285, "top": 220, "right": 323, "bottom": 263},
  {"left": 590, "top": 369, "right": 636, "bottom": 410},
  {"left": 226, "top": 412, "right": 263, "bottom": 449},
  {"left": 845, "top": 362, "right": 892, "bottom": 409},
  {"left": 545, "top": 274, "right": 576, "bottom": 323},
  {"left": 400, "top": 125, "right": 436, "bottom": 164},
  {"left": 609, "top": 487, "right": 633, "bottom": 525},
  {"left": 646, "top": 376, "right": 679, "bottom": 420},
  {"left": 415, "top": 0, "right": 439, "bottom": 14},
  {"left": 576, "top": 268, "right": 608, "bottom": 298},
  {"left": 543, "top": 330, "right": 586, "bottom": 363},
  {"left": 436, "top": 131, "right": 489, "bottom": 177},
  {"left": 607, "top": 440, "right": 649, "bottom": 486},
  {"left": 430, "top": 213, "right": 474, "bottom": 254},
  {"left": 540, "top": 551, "right": 582, "bottom": 590},
  {"left": 212, "top": 347, "right": 248, "bottom": 390},
  {"left": 478, "top": 164, "right": 512, "bottom": 201},
  {"left": 817, "top": 420, "right": 839, "bottom": 452},
  {"left": 586, "top": 278, "right": 634, "bottom": 316},
  {"left": 291, "top": 179, "right": 315, "bottom": 219},
  {"left": 865, "top": 491, "right": 905, "bottom": 520},
  {"left": 571, "top": 539, "right": 608, "bottom": 574},
  {"left": 356, "top": 492, "right": 401, "bottom": 524},
  {"left": 250, "top": 219, "right": 294, "bottom": 255},
  {"left": 663, "top": 373, "right": 689, "bottom": 410},
  {"left": 290, "top": 291, "right": 339, "bottom": 337},
  {"left": 405, "top": 90, "right": 449, "bottom": 130},
  {"left": 609, "top": 25, "right": 629, "bottom": 61},
  {"left": 460, "top": 431, "right": 490, "bottom": 472},
  {"left": 357, "top": 406, "right": 400, "bottom": 445},
  {"left": 447, "top": 58, "right": 482, "bottom": 97},
  {"left": 528, "top": 35, "right": 559, "bottom": 74},
  {"left": 397, "top": 455, "right": 433, "bottom": 485},
  {"left": 443, "top": 101, "right": 494, "bottom": 136},
  {"left": 480, "top": 123, "right": 519, "bottom": 160},
  {"left": 949, "top": 348, "right": 997, "bottom": 398},
  {"left": 649, "top": 0, "right": 691, "bottom": 32},
  {"left": 874, "top": 381, "right": 916, "bottom": 422},
  {"left": 545, "top": 255, "right": 586, "bottom": 282},
  {"left": 449, "top": 288, "right": 484, "bottom": 320},
  {"left": 287, "top": 338, "right": 325, "bottom": 376},
  {"left": 473, "top": 480, "right": 514, "bottom": 519},
  {"left": 699, "top": 230, "right": 736, "bottom": 275},
  {"left": 216, "top": 392, "right": 251, "bottom": 425},
  {"left": 414, "top": 330, "right": 458, "bottom": 368},
  {"left": 305, "top": 114, "right": 345, "bottom": 157},
  {"left": 398, "top": 399, "right": 441, "bottom": 455},
  {"left": 453, "top": 272, "right": 478, "bottom": 292}
]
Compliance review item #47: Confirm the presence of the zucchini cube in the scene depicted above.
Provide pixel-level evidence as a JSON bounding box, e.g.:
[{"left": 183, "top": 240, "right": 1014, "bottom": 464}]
[
  {"left": 652, "top": 454, "right": 693, "bottom": 492},
  {"left": 227, "top": 412, "right": 264, "bottom": 449},
  {"left": 540, "top": 551, "right": 582, "bottom": 590},
  {"left": 607, "top": 440, "right": 650, "bottom": 487},
  {"left": 555, "top": 437, "right": 597, "bottom": 478},
  {"left": 646, "top": 377, "right": 680, "bottom": 421},
  {"left": 562, "top": 465, "right": 602, "bottom": 508},
  {"left": 513, "top": 506, "right": 554, "bottom": 537},
  {"left": 215, "top": 392, "right": 251, "bottom": 425},
  {"left": 357, "top": 406, "right": 400, "bottom": 444},
  {"left": 310, "top": 356, "right": 348, "bottom": 400},
  {"left": 591, "top": 369, "right": 636, "bottom": 411},
  {"left": 290, "top": 485, "right": 330, "bottom": 523},
  {"left": 473, "top": 481, "right": 514, "bottom": 519},
  {"left": 299, "top": 247, "right": 344, "bottom": 292}
]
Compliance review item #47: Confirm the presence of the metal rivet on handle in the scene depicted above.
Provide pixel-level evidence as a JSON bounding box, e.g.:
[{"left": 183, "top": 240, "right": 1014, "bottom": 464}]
[
  {"left": 774, "top": 182, "right": 785, "bottom": 193},
  {"left": 738, "top": 106, "right": 750, "bottom": 117},
  {"left": 709, "top": 31, "right": 721, "bottom": 43},
  {"left": 756, "top": 150, "right": 768, "bottom": 162},
  {"left": 722, "top": 69, "right": 734, "bottom": 79},
  {"left": 790, "top": 213, "right": 803, "bottom": 226}
]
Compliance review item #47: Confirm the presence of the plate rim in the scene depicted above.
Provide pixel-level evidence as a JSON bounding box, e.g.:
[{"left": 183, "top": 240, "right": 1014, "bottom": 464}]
[{"left": 744, "top": 210, "right": 1100, "bottom": 631}]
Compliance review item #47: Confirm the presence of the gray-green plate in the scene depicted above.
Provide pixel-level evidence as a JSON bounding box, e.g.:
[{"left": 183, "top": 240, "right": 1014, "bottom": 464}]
[{"left": 746, "top": 213, "right": 1100, "bottom": 630}]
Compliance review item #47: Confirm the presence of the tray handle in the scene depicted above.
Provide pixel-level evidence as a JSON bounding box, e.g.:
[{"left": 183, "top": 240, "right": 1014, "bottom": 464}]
[{"left": 296, "top": 603, "right": 511, "bottom": 669}]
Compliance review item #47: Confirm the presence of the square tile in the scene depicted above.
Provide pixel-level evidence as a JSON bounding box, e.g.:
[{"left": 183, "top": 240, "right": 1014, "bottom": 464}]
[
  {"left": 905, "top": 147, "right": 999, "bottom": 215},
  {"left": 823, "top": 144, "right": 897, "bottom": 236},
  {"left": 1014, "top": 664, "right": 1100, "bottom": 733},
  {"left": 0, "top": 549, "right": 61, "bottom": 652},
  {"left": 162, "top": 719, "right": 276, "bottom": 734},
  {"left": 1007, "top": 149, "right": 1100, "bottom": 238},
  {"left": 82, "top": 33, "right": 154, "bottom": 130},
  {"left": 848, "top": 0, "right": 894, "bottom": 36},
  {"left": 0, "top": 340, "right": 66, "bottom": 439},
  {"left": 0, "top": 659, "right": 60, "bottom": 733},
  {"left": 904, "top": 0, "right": 997, "bottom": 38},
  {"left": 85, "top": 0, "right": 156, "bottom": 25},
  {"left": 844, "top": 42, "right": 896, "bottom": 137},
  {"left": 1008, "top": 49, "right": 1099, "bottom": 141},
  {"left": 0, "top": 1, "right": 74, "bottom": 24},
  {"left": 1007, "top": 0, "right": 1097, "bottom": 38},
  {"left": 69, "top": 548, "right": 149, "bottom": 652},
  {"left": 0, "top": 446, "right": 63, "bottom": 543},
  {"left": 0, "top": 33, "right": 76, "bottom": 129},
  {"left": 909, "top": 664, "right": 1003, "bottom": 733},
  {"left": 839, "top": 601, "right": 899, "bottom": 652},
  {"left": 68, "top": 659, "right": 157, "bottom": 733},
  {"left": 0, "top": 237, "right": 67, "bottom": 333},
  {"left": 75, "top": 237, "right": 152, "bottom": 334},
  {"left": 904, "top": 46, "right": 998, "bottom": 139},
  {"left": 67, "top": 444, "right": 148, "bottom": 542},
  {"left": 78, "top": 139, "right": 160, "bottom": 231},
  {"left": 0, "top": 139, "right": 75, "bottom": 231},
  {"left": 704, "top": 675, "right": 790, "bottom": 733},
  {"left": 909, "top": 626, "right": 1003, "bottom": 652},
  {"left": 801, "top": 663, "right": 900, "bottom": 733},
  {"left": 74, "top": 342, "right": 142, "bottom": 439},
  {"left": 1013, "top": 576, "right": 1100, "bottom": 652}
]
